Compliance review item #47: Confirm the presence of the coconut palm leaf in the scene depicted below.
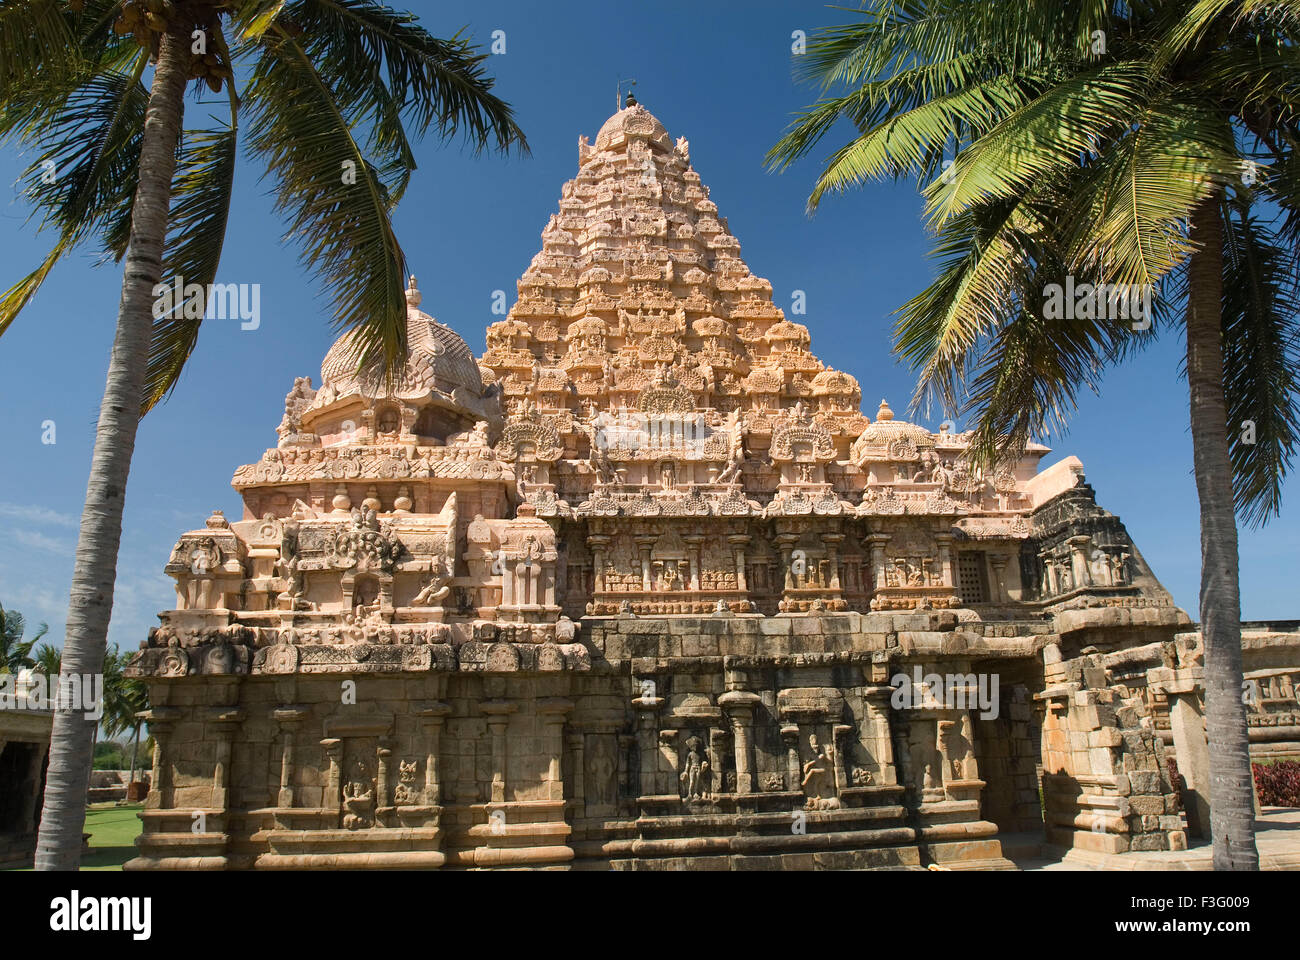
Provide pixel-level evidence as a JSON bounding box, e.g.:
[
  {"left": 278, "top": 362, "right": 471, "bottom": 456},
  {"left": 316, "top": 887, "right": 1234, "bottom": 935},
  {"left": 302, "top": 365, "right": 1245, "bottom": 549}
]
[
  {"left": 1219, "top": 194, "right": 1300, "bottom": 526},
  {"left": 0, "top": 0, "right": 81, "bottom": 101},
  {"left": 243, "top": 30, "right": 409, "bottom": 376},
  {"left": 142, "top": 122, "right": 238, "bottom": 411},
  {"left": 0, "top": 56, "right": 149, "bottom": 335},
  {"left": 0, "top": 603, "right": 48, "bottom": 673}
]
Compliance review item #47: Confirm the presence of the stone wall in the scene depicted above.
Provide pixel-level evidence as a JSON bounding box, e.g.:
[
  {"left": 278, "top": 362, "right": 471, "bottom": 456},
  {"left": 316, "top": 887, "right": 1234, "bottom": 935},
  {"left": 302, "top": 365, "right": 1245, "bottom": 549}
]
[{"left": 124, "top": 605, "right": 1240, "bottom": 870}]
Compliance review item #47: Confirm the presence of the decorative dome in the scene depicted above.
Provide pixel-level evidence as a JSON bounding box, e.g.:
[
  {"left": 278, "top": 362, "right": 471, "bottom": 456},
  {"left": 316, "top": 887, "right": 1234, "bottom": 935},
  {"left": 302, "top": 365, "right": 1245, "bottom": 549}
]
[
  {"left": 319, "top": 276, "right": 484, "bottom": 402},
  {"left": 593, "top": 103, "right": 673, "bottom": 153},
  {"left": 854, "top": 398, "right": 934, "bottom": 450}
]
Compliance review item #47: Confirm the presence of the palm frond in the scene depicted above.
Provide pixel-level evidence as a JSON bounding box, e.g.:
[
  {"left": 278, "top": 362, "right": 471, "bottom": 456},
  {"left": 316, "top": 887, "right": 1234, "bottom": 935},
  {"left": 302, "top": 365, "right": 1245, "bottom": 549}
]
[
  {"left": 923, "top": 62, "right": 1155, "bottom": 226},
  {"left": 0, "top": 52, "right": 149, "bottom": 334},
  {"left": 1219, "top": 194, "right": 1300, "bottom": 526},
  {"left": 260, "top": 0, "right": 526, "bottom": 154},
  {"left": 894, "top": 195, "right": 1047, "bottom": 417},
  {"left": 1059, "top": 96, "right": 1235, "bottom": 286},
  {"left": 245, "top": 30, "right": 408, "bottom": 375},
  {"left": 143, "top": 123, "right": 238, "bottom": 413},
  {"left": 0, "top": 0, "right": 82, "bottom": 101}
]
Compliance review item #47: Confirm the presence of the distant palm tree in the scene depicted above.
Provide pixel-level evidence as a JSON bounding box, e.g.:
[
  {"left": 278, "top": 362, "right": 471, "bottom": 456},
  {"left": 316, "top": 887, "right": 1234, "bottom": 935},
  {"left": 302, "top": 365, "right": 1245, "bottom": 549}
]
[
  {"left": 770, "top": 0, "right": 1300, "bottom": 870},
  {"left": 0, "top": 603, "right": 49, "bottom": 674},
  {"left": 1, "top": 0, "right": 526, "bottom": 870},
  {"left": 100, "top": 645, "right": 148, "bottom": 787},
  {"left": 31, "top": 642, "right": 63, "bottom": 680}
]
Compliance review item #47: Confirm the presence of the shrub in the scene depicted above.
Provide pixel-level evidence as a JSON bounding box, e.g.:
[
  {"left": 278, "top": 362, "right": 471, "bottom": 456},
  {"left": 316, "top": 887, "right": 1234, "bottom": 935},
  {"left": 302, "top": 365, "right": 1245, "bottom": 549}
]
[{"left": 1252, "top": 760, "right": 1300, "bottom": 807}]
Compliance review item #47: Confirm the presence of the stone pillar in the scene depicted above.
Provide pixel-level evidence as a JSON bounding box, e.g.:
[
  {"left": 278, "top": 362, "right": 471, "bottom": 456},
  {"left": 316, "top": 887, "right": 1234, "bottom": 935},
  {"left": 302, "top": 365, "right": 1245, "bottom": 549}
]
[
  {"left": 587, "top": 534, "right": 610, "bottom": 593},
  {"left": 273, "top": 706, "right": 307, "bottom": 809},
  {"left": 934, "top": 534, "right": 954, "bottom": 588},
  {"left": 482, "top": 701, "right": 516, "bottom": 803},
  {"left": 719, "top": 690, "right": 761, "bottom": 794},
  {"left": 635, "top": 536, "right": 656, "bottom": 591},
  {"left": 728, "top": 535, "right": 750, "bottom": 592},
  {"left": 538, "top": 698, "right": 574, "bottom": 801},
  {"left": 863, "top": 685, "right": 897, "bottom": 784},
  {"left": 1167, "top": 691, "right": 1212, "bottom": 839},
  {"left": 684, "top": 536, "right": 704, "bottom": 590},
  {"left": 989, "top": 555, "right": 1008, "bottom": 603},
  {"left": 567, "top": 730, "right": 586, "bottom": 806},
  {"left": 936, "top": 717, "right": 955, "bottom": 785},
  {"left": 500, "top": 554, "right": 515, "bottom": 606},
  {"left": 776, "top": 534, "right": 799, "bottom": 590},
  {"left": 143, "top": 708, "right": 180, "bottom": 810},
  {"left": 322, "top": 738, "right": 343, "bottom": 823},
  {"left": 867, "top": 533, "right": 890, "bottom": 592},
  {"left": 1039, "top": 551, "right": 1058, "bottom": 596},
  {"left": 824, "top": 534, "right": 843, "bottom": 590},
  {"left": 1067, "top": 535, "right": 1092, "bottom": 588},
  {"left": 418, "top": 702, "right": 451, "bottom": 805},
  {"left": 376, "top": 742, "right": 392, "bottom": 813},
  {"left": 632, "top": 689, "right": 663, "bottom": 798}
]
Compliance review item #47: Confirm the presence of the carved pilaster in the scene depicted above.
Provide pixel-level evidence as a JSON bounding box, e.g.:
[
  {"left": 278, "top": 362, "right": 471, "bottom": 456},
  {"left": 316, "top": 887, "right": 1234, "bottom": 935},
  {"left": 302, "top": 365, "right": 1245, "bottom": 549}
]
[
  {"left": 272, "top": 706, "right": 307, "bottom": 810},
  {"left": 684, "top": 535, "right": 705, "bottom": 590},
  {"left": 632, "top": 688, "right": 663, "bottom": 798},
  {"left": 322, "top": 738, "right": 343, "bottom": 825},
  {"left": 866, "top": 533, "right": 890, "bottom": 592},
  {"left": 481, "top": 701, "right": 517, "bottom": 803},
  {"left": 417, "top": 702, "right": 451, "bottom": 805},
  {"left": 823, "top": 534, "right": 844, "bottom": 590},
  {"left": 538, "top": 698, "right": 574, "bottom": 801},
  {"left": 718, "top": 690, "right": 761, "bottom": 794},
  {"left": 587, "top": 534, "right": 610, "bottom": 593},
  {"left": 142, "top": 707, "right": 181, "bottom": 810},
  {"left": 727, "top": 534, "right": 751, "bottom": 593}
]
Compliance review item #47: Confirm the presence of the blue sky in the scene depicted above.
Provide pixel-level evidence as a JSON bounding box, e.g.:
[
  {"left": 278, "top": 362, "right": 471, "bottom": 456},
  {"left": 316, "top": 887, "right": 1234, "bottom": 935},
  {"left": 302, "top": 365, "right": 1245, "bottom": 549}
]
[{"left": 0, "top": 0, "right": 1296, "bottom": 659}]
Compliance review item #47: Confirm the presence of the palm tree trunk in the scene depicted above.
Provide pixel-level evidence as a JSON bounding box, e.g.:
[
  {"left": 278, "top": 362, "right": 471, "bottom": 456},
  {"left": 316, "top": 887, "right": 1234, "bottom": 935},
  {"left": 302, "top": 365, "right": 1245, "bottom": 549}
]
[
  {"left": 34, "top": 22, "right": 191, "bottom": 871},
  {"left": 1185, "top": 193, "right": 1259, "bottom": 870}
]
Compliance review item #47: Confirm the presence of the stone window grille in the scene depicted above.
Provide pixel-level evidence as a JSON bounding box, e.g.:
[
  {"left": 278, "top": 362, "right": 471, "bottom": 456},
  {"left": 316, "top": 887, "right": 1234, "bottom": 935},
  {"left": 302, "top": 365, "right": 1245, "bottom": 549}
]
[{"left": 957, "top": 552, "right": 989, "bottom": 604}]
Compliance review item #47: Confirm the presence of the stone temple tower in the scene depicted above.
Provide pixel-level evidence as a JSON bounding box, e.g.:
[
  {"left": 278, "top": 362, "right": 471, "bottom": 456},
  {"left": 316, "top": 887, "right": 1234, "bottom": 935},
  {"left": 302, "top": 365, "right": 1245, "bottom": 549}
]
[{"left": 128, "top": 98, "right": 1218, "bottom": 871}]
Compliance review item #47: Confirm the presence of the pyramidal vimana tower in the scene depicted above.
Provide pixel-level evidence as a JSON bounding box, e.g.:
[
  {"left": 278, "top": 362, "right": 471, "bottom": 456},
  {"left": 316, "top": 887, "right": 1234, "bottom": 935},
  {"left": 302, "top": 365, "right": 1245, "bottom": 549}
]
[{"left": 127, "top": 96, "right": 1206, "bottom": 870}]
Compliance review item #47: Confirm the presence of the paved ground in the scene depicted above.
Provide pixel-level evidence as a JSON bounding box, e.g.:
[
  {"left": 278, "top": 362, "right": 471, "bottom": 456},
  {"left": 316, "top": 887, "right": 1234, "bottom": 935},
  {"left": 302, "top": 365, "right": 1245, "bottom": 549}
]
[{"left": 1007, "top": 807, "right": 1300, "bottom": 870}]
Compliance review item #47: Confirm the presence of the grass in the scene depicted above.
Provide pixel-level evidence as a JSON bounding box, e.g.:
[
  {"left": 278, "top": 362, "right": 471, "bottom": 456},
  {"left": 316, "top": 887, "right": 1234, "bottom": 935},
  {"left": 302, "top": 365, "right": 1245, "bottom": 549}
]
[
  {"left": 3, "top": 802, "right": 143, "bottom": 872},
  {"left": 81, "top": 802, "right": 143, "bottom": 870}
]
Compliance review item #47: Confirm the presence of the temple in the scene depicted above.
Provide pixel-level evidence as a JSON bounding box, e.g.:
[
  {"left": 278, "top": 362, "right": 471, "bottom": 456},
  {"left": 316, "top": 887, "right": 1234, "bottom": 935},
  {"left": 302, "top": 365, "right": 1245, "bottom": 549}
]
[{"left": 125, "top": 96, "right": 1300, "bottom": 870}]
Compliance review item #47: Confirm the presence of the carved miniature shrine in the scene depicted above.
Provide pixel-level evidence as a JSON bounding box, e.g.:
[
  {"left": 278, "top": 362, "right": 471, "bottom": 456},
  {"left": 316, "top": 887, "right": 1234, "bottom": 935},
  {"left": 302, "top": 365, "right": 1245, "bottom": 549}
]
[{"left": 126, "top": 95, "right": 1296, "bottom": 871}]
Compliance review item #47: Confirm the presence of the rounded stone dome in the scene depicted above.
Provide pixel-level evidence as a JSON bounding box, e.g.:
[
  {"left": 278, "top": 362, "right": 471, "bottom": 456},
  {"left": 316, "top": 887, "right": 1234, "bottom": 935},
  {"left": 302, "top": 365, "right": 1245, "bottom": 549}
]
[
  {"left": 855, "top": 399, "right": 934, "bottom": 448},
  {"left": 320, "top": 308, "right": 483, "bottom": 402},
  {"left": 594, "top": 104, "right": 672, "bottom": 153}
]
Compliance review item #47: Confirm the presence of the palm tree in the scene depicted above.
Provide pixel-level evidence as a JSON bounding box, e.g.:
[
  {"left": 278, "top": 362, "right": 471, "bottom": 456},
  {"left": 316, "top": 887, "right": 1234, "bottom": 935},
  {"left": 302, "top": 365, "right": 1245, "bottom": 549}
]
[
  {"left": 1, "top": 0, "right": 526, "bottom": 870},
  {"left": 31, "top": 642, "right": 64, "bottom": 681},
  {"left": 100, "top": 645, "right": 148, "bottom": 787},
  {"left": 769, "top": 0, "right": 1300, "bottom": 870},
  {"left": 0, "top": 603, "right": 49, "bottom": 674}
]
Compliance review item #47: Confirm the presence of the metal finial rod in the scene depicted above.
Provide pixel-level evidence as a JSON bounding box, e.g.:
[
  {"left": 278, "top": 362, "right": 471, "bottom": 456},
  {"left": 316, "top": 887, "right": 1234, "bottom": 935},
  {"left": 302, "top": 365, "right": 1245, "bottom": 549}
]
[{"left": 617, "top": 78, "right": 637, "bottom": 110}]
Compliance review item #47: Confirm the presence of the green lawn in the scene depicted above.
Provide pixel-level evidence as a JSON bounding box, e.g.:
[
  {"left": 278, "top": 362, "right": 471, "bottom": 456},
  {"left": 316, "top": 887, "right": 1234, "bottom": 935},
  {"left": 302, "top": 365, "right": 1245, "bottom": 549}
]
[
  {"left": 81, "top": 802, "right": 143, "bottom": 870},
  {"left": 5, "top": 802, "right": 143, "bottom": 872}
]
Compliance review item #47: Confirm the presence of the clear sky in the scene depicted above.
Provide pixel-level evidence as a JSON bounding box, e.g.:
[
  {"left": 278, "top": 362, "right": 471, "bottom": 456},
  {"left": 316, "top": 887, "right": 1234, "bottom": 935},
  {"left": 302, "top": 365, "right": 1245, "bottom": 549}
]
[{"left": 0, "top": 0, "right": 1296, "bottom": 659}]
